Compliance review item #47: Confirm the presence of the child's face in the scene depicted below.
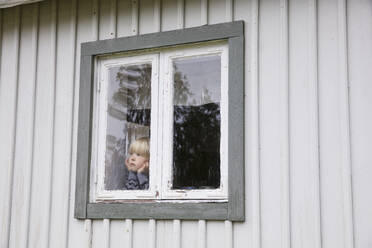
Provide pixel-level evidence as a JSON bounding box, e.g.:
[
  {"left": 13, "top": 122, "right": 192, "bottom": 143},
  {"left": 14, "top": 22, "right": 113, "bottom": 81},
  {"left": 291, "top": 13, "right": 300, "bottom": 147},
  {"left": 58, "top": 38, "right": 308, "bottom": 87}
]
[{"left": 127, "top": 153, "right": 148, "bottom": 171}]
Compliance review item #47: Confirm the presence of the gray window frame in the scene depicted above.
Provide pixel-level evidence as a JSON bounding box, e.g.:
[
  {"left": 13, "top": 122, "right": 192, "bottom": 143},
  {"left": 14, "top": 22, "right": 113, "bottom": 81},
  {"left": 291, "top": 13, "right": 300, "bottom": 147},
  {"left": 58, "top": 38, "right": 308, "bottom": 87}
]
[{"left": 75, "top": 21, "right": 245, "bottom": 221}]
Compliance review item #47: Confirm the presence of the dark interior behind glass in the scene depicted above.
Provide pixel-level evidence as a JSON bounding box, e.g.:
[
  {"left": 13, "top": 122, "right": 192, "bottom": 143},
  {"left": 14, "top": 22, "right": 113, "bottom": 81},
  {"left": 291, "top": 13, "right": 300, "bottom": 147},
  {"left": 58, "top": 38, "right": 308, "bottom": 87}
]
[{"left": 172, "top": 55, "right": 221, "bottom": 189}]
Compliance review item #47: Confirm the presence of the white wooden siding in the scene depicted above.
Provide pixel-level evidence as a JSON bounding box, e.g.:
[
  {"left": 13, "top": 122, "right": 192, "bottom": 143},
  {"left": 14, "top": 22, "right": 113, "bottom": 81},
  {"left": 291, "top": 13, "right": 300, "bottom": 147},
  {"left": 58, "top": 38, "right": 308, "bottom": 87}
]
[{"left": 0, "top": 0, "right": 371, "bottom": 247}]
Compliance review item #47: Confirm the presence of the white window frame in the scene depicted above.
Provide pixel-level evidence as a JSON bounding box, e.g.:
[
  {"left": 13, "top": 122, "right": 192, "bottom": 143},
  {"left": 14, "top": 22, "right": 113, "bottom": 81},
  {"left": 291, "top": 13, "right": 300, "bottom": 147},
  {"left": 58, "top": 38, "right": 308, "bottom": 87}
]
[
  {"left": 91, "top": 53, "right": 159, "bottom": 201},
  {"left": 90, "top": 42, "right": 229, "bottom": 202},
  {"left": 160, "top": 43, "right": 229, "bottom": 200}
]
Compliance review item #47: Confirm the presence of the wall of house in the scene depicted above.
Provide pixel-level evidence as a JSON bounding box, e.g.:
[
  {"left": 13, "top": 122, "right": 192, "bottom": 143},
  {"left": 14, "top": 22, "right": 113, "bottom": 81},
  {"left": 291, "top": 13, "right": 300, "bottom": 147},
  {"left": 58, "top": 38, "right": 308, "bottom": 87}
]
[{"left": 0, "top": 0, "right": 371, "bottom": 247}]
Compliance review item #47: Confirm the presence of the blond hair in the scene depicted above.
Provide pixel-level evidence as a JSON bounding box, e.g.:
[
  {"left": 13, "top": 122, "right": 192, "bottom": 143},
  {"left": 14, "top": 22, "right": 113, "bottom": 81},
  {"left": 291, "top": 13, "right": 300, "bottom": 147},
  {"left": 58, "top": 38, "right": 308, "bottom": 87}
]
[{"left": 129, "top": 137, "right": 150, "bottom": 159}]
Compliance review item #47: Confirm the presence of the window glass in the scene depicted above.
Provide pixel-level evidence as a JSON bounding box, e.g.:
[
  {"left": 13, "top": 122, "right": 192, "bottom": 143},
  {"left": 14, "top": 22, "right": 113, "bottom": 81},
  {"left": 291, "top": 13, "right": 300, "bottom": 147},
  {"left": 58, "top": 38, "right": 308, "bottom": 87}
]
[
  {"left": 105, "top": 63, "right": 151, "bottom": 191},
  {"left": 172, "top": 55, "right": 221, "bottom": 189}
]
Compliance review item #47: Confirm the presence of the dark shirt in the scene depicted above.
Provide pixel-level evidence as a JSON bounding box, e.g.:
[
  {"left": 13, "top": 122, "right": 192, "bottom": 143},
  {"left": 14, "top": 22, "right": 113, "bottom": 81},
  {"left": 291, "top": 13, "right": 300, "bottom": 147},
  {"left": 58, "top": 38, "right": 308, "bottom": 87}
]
[{"left": 124, "top": 171, "right": 149, "bottom": 190}]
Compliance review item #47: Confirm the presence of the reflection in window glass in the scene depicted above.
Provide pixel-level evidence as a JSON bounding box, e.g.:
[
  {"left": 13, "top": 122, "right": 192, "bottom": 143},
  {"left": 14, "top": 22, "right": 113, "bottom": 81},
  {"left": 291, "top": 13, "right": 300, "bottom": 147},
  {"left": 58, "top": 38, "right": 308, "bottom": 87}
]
[
  {"left": 172, "top": 55, "right": 221, "bottom": 189},
  {"left": 104, "top": 64, "right": 151, "bottom": 191}
]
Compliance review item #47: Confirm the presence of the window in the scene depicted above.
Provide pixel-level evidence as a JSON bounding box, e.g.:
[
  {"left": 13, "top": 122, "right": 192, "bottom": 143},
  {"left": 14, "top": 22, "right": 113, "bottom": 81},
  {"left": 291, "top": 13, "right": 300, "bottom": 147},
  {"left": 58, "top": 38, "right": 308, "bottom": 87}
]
[
  {"left": 92, "top": 42, "right": 228, "bottom": 202},
  {"left": 92, "top": 53, "right": 159, "bottom": 200},
  {"left": 75, "top": 21, "right": 244, "bottom": 221}
]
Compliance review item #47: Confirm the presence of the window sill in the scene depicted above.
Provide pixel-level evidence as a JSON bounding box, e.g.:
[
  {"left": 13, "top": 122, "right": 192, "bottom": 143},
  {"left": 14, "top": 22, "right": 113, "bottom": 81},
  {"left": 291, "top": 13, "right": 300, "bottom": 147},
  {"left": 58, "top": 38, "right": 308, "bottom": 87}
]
[{"left": 84, "top": 202, "right": 235, "bottom": 221}]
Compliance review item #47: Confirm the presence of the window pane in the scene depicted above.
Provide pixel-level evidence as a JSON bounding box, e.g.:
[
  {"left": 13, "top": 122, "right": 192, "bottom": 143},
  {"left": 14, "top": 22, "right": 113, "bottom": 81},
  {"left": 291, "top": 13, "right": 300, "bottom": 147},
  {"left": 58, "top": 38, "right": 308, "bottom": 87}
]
[
  {"left": 172, "top": 55, "right": 221, "bottom": 189},
  {"left": 105, "top": 63, "right": 151, "bottom": 191}
]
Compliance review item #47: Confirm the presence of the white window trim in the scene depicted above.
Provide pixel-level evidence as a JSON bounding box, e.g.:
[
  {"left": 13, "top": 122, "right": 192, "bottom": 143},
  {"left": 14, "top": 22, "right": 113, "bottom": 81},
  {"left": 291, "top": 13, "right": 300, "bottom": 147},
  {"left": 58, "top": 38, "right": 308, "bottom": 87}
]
[
  {"left": 92, "top": 53, "right": 159, "bottom": 201},
  {"left": 160, "top": 43, "right": 229, "bottom": 200},
  {"left": 90, "top": 42, "right": 228, "bottom": 202}
]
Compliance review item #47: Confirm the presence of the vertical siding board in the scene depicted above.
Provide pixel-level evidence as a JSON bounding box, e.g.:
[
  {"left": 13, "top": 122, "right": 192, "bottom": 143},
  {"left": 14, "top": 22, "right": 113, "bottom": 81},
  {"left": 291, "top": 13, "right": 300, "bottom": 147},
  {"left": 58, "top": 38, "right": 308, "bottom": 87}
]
[
  {"left": 65, "top": 0, "right": 78, "bottom": 245},
  {"left": 207, "top": 0, "right": 225, "bottom": 24},
  {"left": 181, "top": 221, "right": 198, "bottom": 248},
  {"left": 200, "top": 0, "right": 208, "bottom": 25},
  {"left": 160, "top": 221, "right": 174, "bottom": 248},
  {"left": 248, "top": 0, "right": 261, "bottom": 247},
  {"left": 317, "top": 0, "right": 353, "bottom": 247},
  {"left": 64, "top": 0, "right": 79, "bottom": 245},
  {"left": 0, "top": 6, "right": 20, "bottom": 248},
  {"left": 68, "top": 0, "right": 98, "bottom": 246},
  {"left": 233, "top": 0, "right": 259, "bottom": 248},
  {"left": 131, "top": 0, "right": 139, "bottom": 35},
  {"left": 48, "top": 0, "right": 78, "bottom": 247},
  {"left": 259, "top": 0, "right": 290, "bottom": 247},
  {"left": 278, "top": 0, "right": 290, "bottom": 247},
  {"left": 224, "top": 220, "right": 233, "bottom": 248},
  {"left": 153, "top": 0, "right": 161, "bottom": 32},
  {"left": 103, "top": 219, "right": 111, "bottom": 248},
  {"left": 139, "top": 0, "right": 155, "bottom": 34},
  {"left": 185, "top": 0, "right": 201, "bottom": 28},
  {"left": 125, "top": 219, "right": 134, "bottom": 248},
  {"left": 149, "top": 219, "right": 157, "bottom": 248},
  {"left": 306, "top": 0, "right": 322, "bottom": 246},
  {"left": 87, "top": 219, "right": 93, "bottom": 248},
  {"left": 99, "top": 0, "right": 116, "bottom": 39},
  {"left": 225, "top": 0, "right": 233, "bottom": 22},
  {"left": 206, "top": 221, "right": 225, "bottom": 248},
  {"left": 27, "top": 0, "right": 57, "bottom": 247},
  {"left": 318, "top": 0, "right": 342, "bottom": 247},
  {"left": 348, "top": 1, "right": 372, "bottom": 247},
  {"left": 25, "top": 3, "right": 49, "bottom": 248},
  {"left": 288, "top": 0, "right": 322, "bottom": 247},
  {"left": 117, "top": 0, "right": 132, "bottom": 37},
  {"left": 110, "top": 221, "right": 127, "bottom": 247},
  {"left": 198, "top": 220, "right": 206, "bottom": 248},
  {"left": 92, "top": 220, "right": 106, "bottom": 248},
  {"left": 92, "top": 0, "right": 99, "bottom": 40},
  {"left": 337, "top": 0, "right": 355, "bottom": 247},
  {"left": 173, "top": 220, "right": 181, "bottom": 248},
  {"left": 8, "top": 4, "right": 38, "bottom": 248},
  {"left": 133, "top": 220, "right": 149, "bottom": 248},
  {"left": 177, "top": 0, "right": 184, "bottom": 29},
  {"left": 161, "top": 0, "right": 178, "bottom": 31}
]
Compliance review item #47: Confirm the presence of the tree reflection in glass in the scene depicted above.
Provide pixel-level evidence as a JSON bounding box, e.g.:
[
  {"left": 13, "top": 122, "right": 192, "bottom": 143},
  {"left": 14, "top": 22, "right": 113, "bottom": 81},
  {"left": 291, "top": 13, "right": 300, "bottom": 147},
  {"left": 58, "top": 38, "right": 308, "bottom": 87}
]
[
  {"left": 104, "top": 63, "right": 151, "bottom": 190},
  {"left": 172, "top": 55, "right": 221, "bottom": 189}
]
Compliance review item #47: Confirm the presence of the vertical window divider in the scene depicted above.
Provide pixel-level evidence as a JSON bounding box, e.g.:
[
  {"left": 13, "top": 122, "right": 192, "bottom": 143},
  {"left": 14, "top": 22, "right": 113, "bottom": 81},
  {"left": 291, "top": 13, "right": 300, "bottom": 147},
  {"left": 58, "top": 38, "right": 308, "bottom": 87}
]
[
  {"left": 158, "top": 52, "right": 165, "bottom": 199},
  {"left": 149, "top": 53, "right": 159, "bottom": 198}
]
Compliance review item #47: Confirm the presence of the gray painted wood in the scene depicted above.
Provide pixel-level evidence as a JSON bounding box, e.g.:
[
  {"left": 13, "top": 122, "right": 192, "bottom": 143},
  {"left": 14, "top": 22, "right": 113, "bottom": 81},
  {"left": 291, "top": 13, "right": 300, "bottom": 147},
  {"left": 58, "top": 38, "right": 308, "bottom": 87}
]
[
  {"left": 81, "top": 21, "right": 243, "bottom": 56},
  {"left": 75, "top": 55, "right": 93, "bottom": 219},
  {"left": 87, "top": 203, "right": 228, "bottom": 220},
  {"left": 227, "top": 36, "right": 245, "bottom": 221}
]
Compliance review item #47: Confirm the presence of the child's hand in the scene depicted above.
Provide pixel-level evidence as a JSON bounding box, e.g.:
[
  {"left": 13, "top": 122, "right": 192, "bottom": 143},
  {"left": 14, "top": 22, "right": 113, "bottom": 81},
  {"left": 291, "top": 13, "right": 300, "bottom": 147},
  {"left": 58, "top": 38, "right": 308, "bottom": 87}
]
[{"left": 138, "top": 161, "right": 149, "bottom": 174}]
